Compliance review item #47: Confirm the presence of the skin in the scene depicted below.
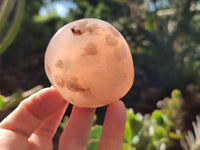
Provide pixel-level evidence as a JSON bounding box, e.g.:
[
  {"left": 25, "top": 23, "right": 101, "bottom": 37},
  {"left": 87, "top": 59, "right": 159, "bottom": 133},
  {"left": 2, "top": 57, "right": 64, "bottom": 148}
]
[{"left": 0, "top": 87, "right": 126, "bottom": 150}]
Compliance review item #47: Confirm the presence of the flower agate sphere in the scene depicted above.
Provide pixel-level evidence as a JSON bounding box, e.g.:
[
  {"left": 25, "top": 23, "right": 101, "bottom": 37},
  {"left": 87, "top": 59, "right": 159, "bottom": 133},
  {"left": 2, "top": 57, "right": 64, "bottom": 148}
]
[{"left": 44, "top": 18, "right": 134, "bottom": 108}]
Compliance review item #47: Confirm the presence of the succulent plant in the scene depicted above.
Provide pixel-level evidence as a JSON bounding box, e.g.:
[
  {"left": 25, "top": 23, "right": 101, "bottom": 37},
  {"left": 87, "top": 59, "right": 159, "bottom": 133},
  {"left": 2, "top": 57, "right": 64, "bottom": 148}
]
[{"left": 181, "top": 116, "right": 200, "bottom": 150}]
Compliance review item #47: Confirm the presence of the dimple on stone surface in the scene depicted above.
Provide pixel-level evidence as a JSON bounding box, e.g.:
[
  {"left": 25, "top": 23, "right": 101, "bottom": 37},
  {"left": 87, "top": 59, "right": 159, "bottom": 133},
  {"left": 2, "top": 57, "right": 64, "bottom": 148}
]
[
  {"left": 71, "top": 27, "right": 82, "bottom": 35},
  {"left": 70, "top": 20, "right": 101, "bottom": 36},
  {"left": 78, "top": 20, "right": 88, "bottom": 27},
  {"left": 82, "top": 42, "right": 98, "bottom": 56},
  {"left": 45, "top": 64, "right": 51, "bottom": 75},
  {"left": 108, "top": 25, "right": 120, "bottom": 37},
  {"left": 105, "top": 34, "right": 118, "bottom": 47},
  {"left": 66, "top": 76, "right": 88, "bottom": 93},
  {"left": 88, "top": 23, "right": 99, "bottom": 32},
  {"left": 55, "top": 59, "right": 64, "bottom": 68},
  {"left": 54, "top": 75, "right": 64, "bottom": 88},
  {"left": 114, "top": 44, "right": 129, "bottom": 61}
]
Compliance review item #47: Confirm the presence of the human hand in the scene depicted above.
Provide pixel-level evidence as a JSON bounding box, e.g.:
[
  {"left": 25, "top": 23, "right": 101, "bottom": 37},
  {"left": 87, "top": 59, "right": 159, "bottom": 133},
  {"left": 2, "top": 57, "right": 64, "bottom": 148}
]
[{"left": 0, "top": 87, "right": 126, "bottom": 150}]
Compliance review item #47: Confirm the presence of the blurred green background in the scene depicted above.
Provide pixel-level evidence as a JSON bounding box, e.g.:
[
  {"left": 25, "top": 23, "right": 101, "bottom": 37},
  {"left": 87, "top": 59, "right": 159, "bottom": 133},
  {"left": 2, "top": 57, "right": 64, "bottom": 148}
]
[{"left": 1, "top": 0, "right": 200, "bottom": 149}]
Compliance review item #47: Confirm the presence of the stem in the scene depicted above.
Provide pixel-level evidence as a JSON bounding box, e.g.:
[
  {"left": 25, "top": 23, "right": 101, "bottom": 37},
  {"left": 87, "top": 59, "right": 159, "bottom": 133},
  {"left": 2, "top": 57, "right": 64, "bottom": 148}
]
[
  {"left": 0, "top": 0, "right": 25, "bottom": 55},
  {"left": 0, "top": 0, "right": 16, "bottom": 34}
]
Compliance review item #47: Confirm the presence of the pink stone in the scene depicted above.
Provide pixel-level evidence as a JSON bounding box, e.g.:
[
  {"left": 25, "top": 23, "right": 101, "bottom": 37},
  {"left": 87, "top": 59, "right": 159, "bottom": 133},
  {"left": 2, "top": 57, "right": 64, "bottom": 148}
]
[{"left": 44, "top": 18, "right": 134, "bottom": 108}]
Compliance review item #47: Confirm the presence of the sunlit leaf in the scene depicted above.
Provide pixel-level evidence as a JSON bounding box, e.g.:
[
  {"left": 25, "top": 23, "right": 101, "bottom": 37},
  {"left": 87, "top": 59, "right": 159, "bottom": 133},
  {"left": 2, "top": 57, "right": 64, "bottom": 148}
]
[
  {"left": 123, "top": 142, "right": 134, "bottom": 150},
  {"left": 171, "top": 89, "right": 182, "bottom": 99},
  {"left": 127, "top": 109, "right": 143, "bottom": 135},
  {"left": 60, "top": 116, "right": 69, "bottom": 130},
  {"left": 92, "top": 114, "right": 97, "bottom": 125},
  {"left": 87, "top": 139, "right": 99, "bottom": 150},
  {"left": 89, "top": 125, "right": 102, "bottom": 140},
  {"left": 169, "top": 132, "right": 182, "bottom": 140},
  {"left": 0, "top": 95, "right": 4, "bottom": 110},
  {"left": 154, "top": 127, "right": 167, "bottom": 140},
  {"left": 124, "top": 122, "right": 133, "bottom": 143},
  {"left": 151, "top": 110, "right": 163, "bottom": 125}
]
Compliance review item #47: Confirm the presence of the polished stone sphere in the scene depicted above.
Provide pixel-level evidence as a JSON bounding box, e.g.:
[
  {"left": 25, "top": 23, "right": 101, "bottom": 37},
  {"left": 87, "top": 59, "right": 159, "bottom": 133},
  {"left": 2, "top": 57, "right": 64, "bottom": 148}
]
[{"left": 44, "top": 18, "right": 134, "bottom": 107}]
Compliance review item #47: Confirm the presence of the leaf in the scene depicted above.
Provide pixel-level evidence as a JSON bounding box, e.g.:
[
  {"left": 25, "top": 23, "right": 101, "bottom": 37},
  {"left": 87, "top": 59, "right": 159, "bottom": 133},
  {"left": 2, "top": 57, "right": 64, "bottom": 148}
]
[
  {"left": 123, "top": 142, "right": 134, "bottom": 150},
  {"left": 152, "top": 110, "right": 162, "bottom": 121},
  {"left": 87, "top": 139, "right": 99, "bottom": 150},
  {"left": 126, "top": 109, "right": 143, "bottom": 135},
  {"left": 1, "top": 86, "right": 43, "bottom": 111},
  {"left": 92, "top": 114, "right": 97, "bottom": 125},
  {"left": 171, "top": 89, "right": 182, "bottom": 99},
  {"left": 154, "top": 127, "right": 167, "bottom": 140},
  {"left": 0, "top": 0, "right": 14, "bottom": 33},
  {"left": 124, "top": 122, "right": 133, "bottom": 143},
  {"left": 151, "top": 110, "right": 166, "bottom": 126},
  {"left": 60, "top": 116, "right": 69, "bottom": 130},
  {"left": 169, "top": 132, "right": 182, "bottom": 140},
  {"left": 89, "top": 125, "right": 102, "bottom": 140},
  {"left": 126, "top": 109, "right": 135, "bottom": 123},
  {"left": 132, "top": 114, "right": 143, "bottom": 135},
  {"left": 0, "top": 0, "right": 26, "bottom": 54},
  {"left": 2, "top": 90, "right": 23, "bottom": 110},
  {"left": 0, "top": 95, "right": 4, "bottom": 110}
]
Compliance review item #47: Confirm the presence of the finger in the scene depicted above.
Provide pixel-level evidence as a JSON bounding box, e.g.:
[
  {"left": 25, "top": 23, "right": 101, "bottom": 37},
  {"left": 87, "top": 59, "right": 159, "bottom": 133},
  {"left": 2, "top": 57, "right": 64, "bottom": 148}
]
[
  {"left": 0, "top": 87, "right": 67, "bottom": 150},
  {"left": 59, "top": 106, "right": 96, "bottom": 150},
  {"left": 28, "top": 103, "right": 68, "bottom": 150},
  {"left": 97, "top": 101, "right": 126, "bottom": 150}
]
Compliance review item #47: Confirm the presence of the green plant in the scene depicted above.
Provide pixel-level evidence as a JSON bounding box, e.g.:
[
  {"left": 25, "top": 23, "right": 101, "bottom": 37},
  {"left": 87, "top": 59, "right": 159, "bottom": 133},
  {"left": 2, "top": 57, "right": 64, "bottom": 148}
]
[
  {"left": 181, "top": 116, "right": 200, "bottom": 150},
  {"left": 59, "top": 89, "right": 184, "bottom": 150},
  {"left": 2, "top": 87, "right": 198, "bottom": 150},
  {"left": 87, "top": 125, "right": 102, "bottom": 149},
  {"left": 122, "top": 89, "right": 183, "bottom": 150},
  {"left": 0, "top": 95, "right": 4, "bottom": 110},
  {"left": 0, "top": 0, "right": 25, "bottom": 55},
  {"left": 0, "top": 85, "right": 42, "bottom": 111}
]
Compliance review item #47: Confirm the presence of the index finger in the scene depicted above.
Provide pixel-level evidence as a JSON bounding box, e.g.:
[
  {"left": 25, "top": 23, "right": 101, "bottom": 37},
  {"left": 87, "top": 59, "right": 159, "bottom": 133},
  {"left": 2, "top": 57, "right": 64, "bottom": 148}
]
[
  {"left": 0, "top": 87, "right": 67, "bottom": 138},
  {"left": 97, "top": 101, "right": 126, "bottom": 150}
]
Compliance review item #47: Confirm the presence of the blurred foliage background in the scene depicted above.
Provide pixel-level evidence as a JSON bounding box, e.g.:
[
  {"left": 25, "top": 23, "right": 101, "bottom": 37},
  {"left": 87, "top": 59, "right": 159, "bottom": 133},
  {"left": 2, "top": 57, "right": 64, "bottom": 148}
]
[{"left": 1, "top": 0, "right": 200, "bottom": 149}]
